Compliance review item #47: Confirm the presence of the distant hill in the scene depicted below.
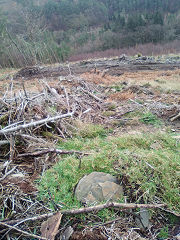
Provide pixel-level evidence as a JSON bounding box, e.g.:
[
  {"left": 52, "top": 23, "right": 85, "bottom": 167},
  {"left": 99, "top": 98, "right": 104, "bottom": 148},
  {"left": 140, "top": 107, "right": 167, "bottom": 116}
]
[{"left": 0, "top": 0, "right": 180, "bottom": 67}]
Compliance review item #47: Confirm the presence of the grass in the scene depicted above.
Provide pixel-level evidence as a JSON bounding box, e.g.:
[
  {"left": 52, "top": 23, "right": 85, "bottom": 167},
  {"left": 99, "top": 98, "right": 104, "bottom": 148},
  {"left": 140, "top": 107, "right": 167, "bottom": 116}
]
[
  {"left": 158, "top": 226, "right": 169, "bottom": 239},
  {"left": 72, "top": 121, "right": 108, "bottom": 138},
  {"left": 109, "top": 85, "right": 123, "bottom": 92},
  {"left": 120, "top": 110, "right": 163, "bottom": 127},
  {"left": 0, "top": 68, "right": 16, "bottom": 81},
  {"left": 115, "top": 69, "right": 180, "bottom": 92},
  {"left": 38, "top": 129, "right": 180, "bottom": 214},
  {"left": 139, "top": 112, "right": 162, "bottom": 126}
]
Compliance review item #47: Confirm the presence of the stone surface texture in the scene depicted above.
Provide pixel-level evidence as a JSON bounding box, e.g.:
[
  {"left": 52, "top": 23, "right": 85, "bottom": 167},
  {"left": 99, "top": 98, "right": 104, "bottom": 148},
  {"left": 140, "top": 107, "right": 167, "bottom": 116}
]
[{"left": 75, "top": 172, "right": 123, "bottom": 204}]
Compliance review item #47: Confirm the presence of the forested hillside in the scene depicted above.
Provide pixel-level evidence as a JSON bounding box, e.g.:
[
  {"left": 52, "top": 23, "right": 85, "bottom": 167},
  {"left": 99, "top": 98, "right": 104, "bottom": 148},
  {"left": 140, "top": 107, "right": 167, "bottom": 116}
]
[{"left": 0, "top": 0, "right": 180, "bottom": 67}]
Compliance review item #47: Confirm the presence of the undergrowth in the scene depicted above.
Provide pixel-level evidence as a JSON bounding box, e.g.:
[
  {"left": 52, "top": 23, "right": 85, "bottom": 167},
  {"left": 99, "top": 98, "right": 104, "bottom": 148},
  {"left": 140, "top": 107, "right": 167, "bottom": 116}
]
[
  {"left": 38, "top": 129, "right": 180, "bottom": 214},
  {"left": 122, "top": 110, "right": 163, "bottom": 126},
  {"left": 140, "top": 112, "right": 162, "bottom": 126}
]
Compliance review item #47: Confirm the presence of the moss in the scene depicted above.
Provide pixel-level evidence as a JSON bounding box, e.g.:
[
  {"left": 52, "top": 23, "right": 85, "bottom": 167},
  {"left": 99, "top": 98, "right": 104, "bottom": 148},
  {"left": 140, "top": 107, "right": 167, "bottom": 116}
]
[{"left": 38, "top": 132, "right": 180, "bottom": 214}]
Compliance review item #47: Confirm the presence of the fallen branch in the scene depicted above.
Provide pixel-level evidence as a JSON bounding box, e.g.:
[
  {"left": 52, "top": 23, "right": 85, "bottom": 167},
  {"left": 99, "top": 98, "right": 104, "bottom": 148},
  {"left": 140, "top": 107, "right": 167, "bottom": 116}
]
[
  {"left": 2, "top": 202, "right": 166, "bottom": 225},
  {"left": 0, "top": 222, "right": 46, "bottom": 240},
  {"left": 0, "top": 166, "right": 16, "bottom": 181},
  {"left": 81, "top": 88, "right": 103, "bottom": 102},
  {"left": 61, "top": 202, "right": 166, "bottom": 215},
  {"left": 17, "top": 134, "right": 47, "bottom": 143},
  {"left": 0, "top": 112, "right": 74, "bottom": 135},
  {"left": 18, "top": 148, "right": 89, "bottom": 158},
  {"left": 0, "top": 99, "right": 9, "bottom": 107},
  {"left": 0, "top": 202, "right": 166, "bottom": 239},
  {"left": 170, "top": 112, "right": 180, "bottom": 122},
  {"left": 42, "top": 80, "right": 62, "bottom": 102},
  {"left": 1, "top": 212, "right": 55, "bottom": 226},
  {"left": 63, "top": 86, "right": 70, "bottom": 112}
]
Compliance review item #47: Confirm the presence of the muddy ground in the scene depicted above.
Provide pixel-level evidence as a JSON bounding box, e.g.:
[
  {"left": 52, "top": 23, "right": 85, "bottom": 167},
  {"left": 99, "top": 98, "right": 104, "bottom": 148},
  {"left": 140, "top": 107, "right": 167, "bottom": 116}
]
[{"left": 12, "top": 55, "right": 180, "bottom": 79}]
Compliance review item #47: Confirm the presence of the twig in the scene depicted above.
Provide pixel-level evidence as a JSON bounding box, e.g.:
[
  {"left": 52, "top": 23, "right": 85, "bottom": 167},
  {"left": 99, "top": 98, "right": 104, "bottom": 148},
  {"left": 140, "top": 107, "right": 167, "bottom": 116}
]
[
  {"left": 63, "top": 86, "right": 70, "bottom": 112},
  {"left": 0, "top": 166, "right": 16, "bottom": 181},
  {"left": 0, "top": 112, "right": 74, "bottom": 135},
  {"left": 82, "top": 108, "right": 92, "bottom": 115},
  {"left": 8, "top": 80, "right": 14, "bottom": 126},
  {"left": 48, "top": 189, "right": 62, "bottom": 211},
  {"left": 0, "top": 99, "right": 9, "bottom": 107},
  {"left": 68, "top": 63, "right": 72, "bottom": 76},
  {"left": 0, "top": 222, "right": 46, "bottom": 240},
  {"left": 2, "top": 121, "right": 24, "bottom": 130},
  {"left": 22, "top": 81, "right": 28, "bottom": 99},
  {"left": 145, "top": 161, "right": 155, "bottom": 170},
  {"left": 27, "top": 93, "right": 45, "bottom": 101},
  {"left": 158, "top": 207, "right": 180, "bottom": 217},
  {"left": 9, "top": 135, "right": 15, "bottom": 161},
  {"left": 81, "top": 88, "right": 103, "bottom": 102},
  {"left": 1, "top": 161, "right": 11, "bottom": 172},
  {"left": 17, "top": 148, "right": 89, "bottom": 158},
  {"left": 1, "top": 212, "right": 55, "bottom": 239},
  {"left": 17, "top": 134, "right": 47, "bottom": 144},
  {"left": 42, "top": 80, "right": 62, "bottom": 102},
  {"left": 1, "top": 212, "right": 55, "bottom": 226},
  {"left": 129, "top": 98, "right": 144, "bottom": 106},
  {"left": 57, "top": 127, "right": 66, "bottom": 139},
  {"left": 170, "top": 112, "right": 180, "bottom": 122},
  {"left": 61, "top": 202, "right": 166, "bottom": 215},
  {"left": 92, "top": 212, "right": 139, "bottom": 228}
]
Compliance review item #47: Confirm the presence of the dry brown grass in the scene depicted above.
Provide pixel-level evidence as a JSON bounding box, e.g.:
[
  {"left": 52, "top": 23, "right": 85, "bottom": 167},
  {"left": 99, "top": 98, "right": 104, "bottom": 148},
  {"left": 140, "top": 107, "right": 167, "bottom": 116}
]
[
  {"left": 0, "top": 68, "right": 179, "bottom": 98},
  {"left": 108, "top": 91, "right": 135, "bottom": 101},
  {"left": 80, "top": 72, "right": 121, "bottom": 85},
  {"left": 81, "top": 69, "right": 180, "bottom": 91}
]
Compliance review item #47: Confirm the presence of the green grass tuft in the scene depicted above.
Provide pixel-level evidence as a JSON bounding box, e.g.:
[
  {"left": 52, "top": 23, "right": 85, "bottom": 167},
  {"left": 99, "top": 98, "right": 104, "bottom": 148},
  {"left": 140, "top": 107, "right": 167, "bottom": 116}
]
[
  {"left": 37, "top": 132, "right": 180, "bottom": 214},
  {"left": 72, "top": 121, "right": 108, "bottom": 138},
  {"left": 158, "top": 226, "right": 169, "bottom": 239},
  {"left": 140, "top": 112, "right": 162, "bottom": 126}
]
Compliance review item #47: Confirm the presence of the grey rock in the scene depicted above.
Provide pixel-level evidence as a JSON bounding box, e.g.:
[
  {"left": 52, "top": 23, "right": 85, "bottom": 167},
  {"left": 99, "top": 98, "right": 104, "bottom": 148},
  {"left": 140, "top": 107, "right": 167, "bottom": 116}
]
[
  {"left": 60, "top": 226, "right": 74, "bottom": 240},
  {"left": 136, "top": 208, "right": 150, "bottom": 229},
  {"left": 75, "top": 172, "right": 124, "bottom": 204}
]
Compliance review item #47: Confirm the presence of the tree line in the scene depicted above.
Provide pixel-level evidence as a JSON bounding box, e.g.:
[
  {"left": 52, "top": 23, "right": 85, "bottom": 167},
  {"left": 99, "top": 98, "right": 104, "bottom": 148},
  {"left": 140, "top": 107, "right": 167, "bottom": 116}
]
[{"left": 0, "top": 0, "right": 180, "bottom": 67}]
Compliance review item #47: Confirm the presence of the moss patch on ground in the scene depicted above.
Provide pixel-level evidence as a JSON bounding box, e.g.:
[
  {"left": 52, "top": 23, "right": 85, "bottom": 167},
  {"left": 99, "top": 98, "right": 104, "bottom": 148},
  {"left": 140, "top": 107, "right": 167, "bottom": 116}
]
[{"left": 38, "top": 131, "right": 180, "bottom": 214}]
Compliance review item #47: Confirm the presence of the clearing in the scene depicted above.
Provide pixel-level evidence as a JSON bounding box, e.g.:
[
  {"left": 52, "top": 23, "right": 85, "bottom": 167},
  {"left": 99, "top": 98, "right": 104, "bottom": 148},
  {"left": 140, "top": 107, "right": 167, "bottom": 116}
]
[{"left": 0, "top": 55, "right": 180, "bottom": 240}]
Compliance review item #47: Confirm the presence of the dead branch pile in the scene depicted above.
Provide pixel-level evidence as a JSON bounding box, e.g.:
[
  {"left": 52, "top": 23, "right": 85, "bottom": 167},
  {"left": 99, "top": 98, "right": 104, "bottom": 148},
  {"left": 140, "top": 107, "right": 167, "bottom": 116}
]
[
  {"left": 0, "top": 75, "right": 105, "bottom": 156},
  {"left": 0, "top": 75, "right": 108, "bottom": 238}
]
